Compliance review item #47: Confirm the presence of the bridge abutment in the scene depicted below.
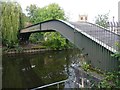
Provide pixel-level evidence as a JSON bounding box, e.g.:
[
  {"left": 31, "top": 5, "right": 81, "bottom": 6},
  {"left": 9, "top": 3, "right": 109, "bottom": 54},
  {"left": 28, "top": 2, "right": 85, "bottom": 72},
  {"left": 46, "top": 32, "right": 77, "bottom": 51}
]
[{"left": 18, "top": 33, "right": 31, "bottom": 45}]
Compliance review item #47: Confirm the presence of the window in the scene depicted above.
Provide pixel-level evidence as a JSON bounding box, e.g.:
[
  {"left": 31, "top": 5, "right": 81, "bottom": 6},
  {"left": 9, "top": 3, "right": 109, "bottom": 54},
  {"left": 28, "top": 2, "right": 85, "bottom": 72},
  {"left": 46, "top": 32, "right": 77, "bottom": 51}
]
[{"left": 81, "top": 17, "right": 83, "bottom": 20}]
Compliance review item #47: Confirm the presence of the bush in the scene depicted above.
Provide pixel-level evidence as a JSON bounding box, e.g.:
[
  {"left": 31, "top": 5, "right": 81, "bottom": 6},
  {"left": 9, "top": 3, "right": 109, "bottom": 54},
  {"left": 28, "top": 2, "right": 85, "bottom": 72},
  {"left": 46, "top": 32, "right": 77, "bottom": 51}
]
[{"left": 43, "top": 32, "right": 71, "bottom": 50}]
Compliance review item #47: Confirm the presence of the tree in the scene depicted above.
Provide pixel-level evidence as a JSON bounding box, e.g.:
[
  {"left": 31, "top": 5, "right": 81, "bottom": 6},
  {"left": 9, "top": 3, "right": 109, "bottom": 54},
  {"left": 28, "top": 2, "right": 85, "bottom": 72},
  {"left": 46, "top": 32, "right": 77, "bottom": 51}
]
[
  {"left": 95, "top": 13, "right": 109, "bottom": 28},
  {"left": 26, "top": 4, "right": 38, "bottom": 23},
  {"left": 26, "top": 3, "right": 67, "bottom": 24},
  {"left": 26, "top": 3, "right": 70, "bottom": 50},
  {"left": 1, "top": 1, "right": 25, "bottom": 47},
  {"left": 43, "top": 32, "right": 71, "bottom": 50},
  {"left": 19, "top": 13, "right": 26, "bottom": 30}
]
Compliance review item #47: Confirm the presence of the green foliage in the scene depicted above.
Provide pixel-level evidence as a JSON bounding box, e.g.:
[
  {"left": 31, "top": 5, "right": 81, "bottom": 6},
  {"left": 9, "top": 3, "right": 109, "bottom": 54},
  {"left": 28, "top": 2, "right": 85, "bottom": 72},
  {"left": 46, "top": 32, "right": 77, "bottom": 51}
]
[
  {"left": 95, "top": 13, "right": 109, "bottom": 28},
  {"left": 26, "top": 4, "right": 38, "bottom": 23},
  {"left": 81, "top": 62, "right": 91, "bottom": 71},
  {"left": 43, "top": 32, "right": 71, "bottom": 50},
  {"left": 98, "top": 72, "right": 120, "bottom": 88},
  {"left": 112, "top": 42, "right": 120, "bottom": 61},
  {"left": 1, "top": 1, "right": 25, "bottom": 48},
  {"left": 19, "top": 13, "right": 26, "bottom": 30},
  {"left": 29, "top": 33, "right": 43, "bottom": 43},
  {"left": 26, "top": 3, "right": 66, "bottom": 24},
  {"left": 111, "top": 52, "right": 120, "bottom": 59},
  {"left": 98, "top": 43, "right": 120, "bottom": 88},
  {"left": 98, "top": 79, "right": 112, "bottom": 88},
  {"left": 14, "top": 44, "right": 23, "bottom": 53},
  {"left": 26, "top": 3, "right": 70, "bottom": 49}
]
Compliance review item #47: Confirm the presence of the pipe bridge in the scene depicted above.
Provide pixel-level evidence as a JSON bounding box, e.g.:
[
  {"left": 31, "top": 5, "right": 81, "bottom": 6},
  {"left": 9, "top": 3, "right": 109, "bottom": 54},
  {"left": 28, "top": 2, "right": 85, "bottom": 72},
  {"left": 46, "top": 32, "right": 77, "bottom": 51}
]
[{"left": 18, "top": 19, "right": 120, "bottom": 71}]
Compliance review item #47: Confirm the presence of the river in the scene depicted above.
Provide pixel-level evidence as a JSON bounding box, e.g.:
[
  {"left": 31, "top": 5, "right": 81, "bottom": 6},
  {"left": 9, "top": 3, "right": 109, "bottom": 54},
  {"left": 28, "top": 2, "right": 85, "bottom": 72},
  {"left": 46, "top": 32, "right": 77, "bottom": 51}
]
[{"left": 2, "top": 49, "right": 81, "bottom": 89}]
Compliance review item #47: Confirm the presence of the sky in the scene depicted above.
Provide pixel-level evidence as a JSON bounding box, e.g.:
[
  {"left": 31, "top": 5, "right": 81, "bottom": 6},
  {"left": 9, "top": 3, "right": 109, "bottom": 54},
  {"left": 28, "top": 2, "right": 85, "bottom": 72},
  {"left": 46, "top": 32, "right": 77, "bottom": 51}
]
[{"left": 15, "top": 0, "right": 120, "bottom": 23}]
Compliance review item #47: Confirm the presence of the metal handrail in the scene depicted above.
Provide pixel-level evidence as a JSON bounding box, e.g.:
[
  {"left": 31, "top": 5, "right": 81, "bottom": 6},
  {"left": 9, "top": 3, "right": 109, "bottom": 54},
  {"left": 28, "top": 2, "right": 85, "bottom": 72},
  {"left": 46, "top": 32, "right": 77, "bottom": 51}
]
[{"left": 31, "top": 79, "right": 68, "bottom": 90}]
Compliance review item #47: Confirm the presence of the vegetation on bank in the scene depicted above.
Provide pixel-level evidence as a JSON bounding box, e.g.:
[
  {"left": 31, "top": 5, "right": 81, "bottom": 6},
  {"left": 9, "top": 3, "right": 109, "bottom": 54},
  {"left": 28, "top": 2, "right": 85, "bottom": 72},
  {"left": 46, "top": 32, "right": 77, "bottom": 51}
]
[
  {"left": 1, "top": 0, "right": 120, "bottom": 88},
  {"left": 1, "top": 1, "right": 71, "bottom": 51},
  {"left": 81, "top": 48, "right": 120, "bottom": 88},
  {"left": 81, "top": 60, "right": 120, "bottom": 88},
  {"left": 26, "top": 3, "right": 71, "bottom": 50},
  {"left": 1, "top": 2, "right": 26, "bottom": 48},
  {"left": 95, "top": 13, "right": 120, "bottom": 88},
  {"left": 83, "top": 14, "right": 120, "bottom": 88}
]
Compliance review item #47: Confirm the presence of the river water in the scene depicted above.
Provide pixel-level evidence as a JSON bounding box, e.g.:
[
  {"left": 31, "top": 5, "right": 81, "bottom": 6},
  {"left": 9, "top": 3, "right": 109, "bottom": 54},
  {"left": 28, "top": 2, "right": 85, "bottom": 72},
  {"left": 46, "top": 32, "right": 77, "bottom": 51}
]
[{"left": 2, "top": 49, "right": 81, "bottom": 89}]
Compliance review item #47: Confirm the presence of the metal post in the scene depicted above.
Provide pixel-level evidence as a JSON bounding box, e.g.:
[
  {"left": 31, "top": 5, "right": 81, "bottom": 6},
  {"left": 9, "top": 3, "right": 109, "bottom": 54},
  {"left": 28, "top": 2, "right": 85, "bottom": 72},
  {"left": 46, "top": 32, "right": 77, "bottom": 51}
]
[
  {"left": 81, "top": 78, "right": 84, "bottom": 88},
  {"left": 57, "top": 83, "right": 59, "bottom": 89}
]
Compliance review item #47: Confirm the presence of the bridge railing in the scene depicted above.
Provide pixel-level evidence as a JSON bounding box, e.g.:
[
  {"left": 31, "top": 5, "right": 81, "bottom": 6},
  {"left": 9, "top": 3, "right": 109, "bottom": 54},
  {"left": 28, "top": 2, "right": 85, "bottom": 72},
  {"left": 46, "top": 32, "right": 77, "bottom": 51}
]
[
  {"left": 107, "top": 22, "right": 120, "bottom": 34},
  {"left": 30, "top": 79, "right": 68, "bottom": 90}
]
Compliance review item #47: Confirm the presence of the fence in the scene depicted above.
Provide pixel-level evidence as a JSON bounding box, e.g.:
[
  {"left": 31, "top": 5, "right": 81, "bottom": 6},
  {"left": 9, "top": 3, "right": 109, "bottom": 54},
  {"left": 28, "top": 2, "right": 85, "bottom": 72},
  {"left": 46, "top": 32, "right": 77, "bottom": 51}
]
[
  {"left": 107, "top": 22, "right": 120, "bottom": 34},
  {"left": 31, "top": 79, "right": 68, "bottom": 90}
]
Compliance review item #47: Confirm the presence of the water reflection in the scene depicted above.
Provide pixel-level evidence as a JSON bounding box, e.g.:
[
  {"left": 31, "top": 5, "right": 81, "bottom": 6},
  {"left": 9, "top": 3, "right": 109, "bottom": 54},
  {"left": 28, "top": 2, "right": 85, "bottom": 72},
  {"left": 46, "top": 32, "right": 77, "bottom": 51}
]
[{"left": 2, "top": 49, "right": 81, "bottom": 89}]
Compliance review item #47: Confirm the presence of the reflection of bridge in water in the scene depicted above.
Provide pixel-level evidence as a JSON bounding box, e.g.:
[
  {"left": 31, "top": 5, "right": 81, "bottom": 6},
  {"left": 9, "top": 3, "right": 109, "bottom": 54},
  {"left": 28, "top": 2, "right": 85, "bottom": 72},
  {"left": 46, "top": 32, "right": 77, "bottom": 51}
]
[{"left": 18, "top": 19, "right": 120, "bottom": 72}]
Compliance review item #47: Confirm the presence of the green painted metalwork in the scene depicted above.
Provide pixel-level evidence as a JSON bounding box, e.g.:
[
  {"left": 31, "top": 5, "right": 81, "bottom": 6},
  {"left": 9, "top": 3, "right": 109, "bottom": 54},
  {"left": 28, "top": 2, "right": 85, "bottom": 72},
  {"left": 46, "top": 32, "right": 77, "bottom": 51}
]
[{"left": 18, "top": 19, "right": 120, "bottom": 71}]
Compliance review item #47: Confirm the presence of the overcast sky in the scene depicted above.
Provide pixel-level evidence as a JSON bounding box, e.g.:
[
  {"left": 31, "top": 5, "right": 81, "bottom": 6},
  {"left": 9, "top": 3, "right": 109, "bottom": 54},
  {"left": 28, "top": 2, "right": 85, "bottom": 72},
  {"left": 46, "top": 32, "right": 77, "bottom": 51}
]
[{"left": 15, "top": 0, "right": 120, "bottom": 23}]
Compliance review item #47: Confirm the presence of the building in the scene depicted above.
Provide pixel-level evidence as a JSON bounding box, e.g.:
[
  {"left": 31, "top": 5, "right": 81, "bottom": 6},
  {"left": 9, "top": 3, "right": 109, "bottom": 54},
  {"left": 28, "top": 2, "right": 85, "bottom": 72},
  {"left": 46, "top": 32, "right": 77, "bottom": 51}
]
[
  {"left": 79, "top": 15, "right": 88, "bottom": 22},
  {"left": 118, "top": 1, "right": 120, "bottom": 22}
]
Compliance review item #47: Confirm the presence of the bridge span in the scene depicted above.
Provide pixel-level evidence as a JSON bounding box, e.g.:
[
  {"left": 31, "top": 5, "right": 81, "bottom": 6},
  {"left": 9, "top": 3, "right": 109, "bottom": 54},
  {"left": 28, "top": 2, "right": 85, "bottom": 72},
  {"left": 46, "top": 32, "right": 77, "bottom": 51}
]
[{"left": 18, "top": 19, "right": 120, "bottom": 71}]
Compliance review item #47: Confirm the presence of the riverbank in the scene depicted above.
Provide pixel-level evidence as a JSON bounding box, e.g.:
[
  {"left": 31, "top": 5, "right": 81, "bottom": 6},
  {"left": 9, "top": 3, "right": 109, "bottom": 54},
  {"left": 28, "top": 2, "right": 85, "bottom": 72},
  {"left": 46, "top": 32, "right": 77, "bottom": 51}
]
[
  {"left": 2, "top": 43, "right": 73, "bottom": 54},
  {"left": 2, "top": 44, "right": 48, "bottom": 54}
]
